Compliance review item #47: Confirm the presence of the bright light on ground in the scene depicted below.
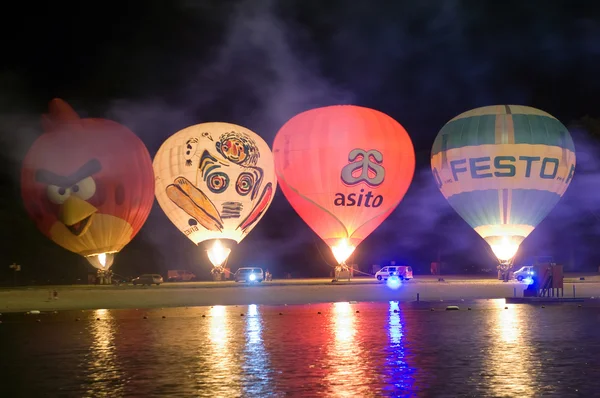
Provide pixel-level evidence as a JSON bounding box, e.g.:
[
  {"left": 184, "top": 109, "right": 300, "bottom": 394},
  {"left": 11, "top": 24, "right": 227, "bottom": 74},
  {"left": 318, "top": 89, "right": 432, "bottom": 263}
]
[{"left": 386, "top": 276, "right": 402, "bottom": 290}]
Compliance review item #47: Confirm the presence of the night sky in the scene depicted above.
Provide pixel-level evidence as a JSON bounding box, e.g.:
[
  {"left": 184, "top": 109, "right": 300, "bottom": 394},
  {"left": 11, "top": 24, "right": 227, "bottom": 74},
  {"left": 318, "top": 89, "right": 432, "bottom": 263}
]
[{"left": 2, "top": 0, "right": 600, "bottom": 284}]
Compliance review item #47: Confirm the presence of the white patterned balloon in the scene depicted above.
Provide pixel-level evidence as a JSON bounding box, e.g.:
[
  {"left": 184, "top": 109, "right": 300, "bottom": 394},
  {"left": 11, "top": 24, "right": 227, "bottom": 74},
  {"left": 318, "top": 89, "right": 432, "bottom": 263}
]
[{"left": 153, "top": 123, "right": 276, "bottom": 265}]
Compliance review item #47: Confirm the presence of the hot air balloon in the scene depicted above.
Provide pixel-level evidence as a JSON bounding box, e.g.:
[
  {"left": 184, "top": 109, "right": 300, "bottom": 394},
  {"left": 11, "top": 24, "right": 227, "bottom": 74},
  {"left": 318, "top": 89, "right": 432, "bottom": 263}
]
[
  {"left": 153, "top": 123, "right": 276, "bottom": 274},
  {"left": 21, "top": 99, "right": 155, "bottom": 275},
  {"left": 431, "top": 105, "right": 576, "bottom": 271},
  {"left": 273, "top": 105, "right": 416, "bottom": 275}
]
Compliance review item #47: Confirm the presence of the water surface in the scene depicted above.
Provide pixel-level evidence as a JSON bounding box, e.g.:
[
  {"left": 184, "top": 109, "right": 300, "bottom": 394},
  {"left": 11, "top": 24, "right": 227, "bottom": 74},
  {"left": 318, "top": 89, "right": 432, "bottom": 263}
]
[{"left": 1, "top": 300, "right": 598, "bottom": 397}]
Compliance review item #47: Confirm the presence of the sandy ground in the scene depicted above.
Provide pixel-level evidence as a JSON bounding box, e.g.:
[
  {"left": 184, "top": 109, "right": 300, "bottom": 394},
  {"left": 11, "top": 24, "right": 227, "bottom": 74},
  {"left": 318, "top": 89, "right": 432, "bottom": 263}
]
[{"left": 2, "top": 274, "right": 600, "bottom": 313}]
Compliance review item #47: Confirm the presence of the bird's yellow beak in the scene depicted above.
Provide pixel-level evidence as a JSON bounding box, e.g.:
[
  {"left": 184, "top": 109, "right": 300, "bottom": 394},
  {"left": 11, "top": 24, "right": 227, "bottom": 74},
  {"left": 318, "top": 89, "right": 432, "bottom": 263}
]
[{"left": 58, "top": 196, "right": 97, "bottom": 236}]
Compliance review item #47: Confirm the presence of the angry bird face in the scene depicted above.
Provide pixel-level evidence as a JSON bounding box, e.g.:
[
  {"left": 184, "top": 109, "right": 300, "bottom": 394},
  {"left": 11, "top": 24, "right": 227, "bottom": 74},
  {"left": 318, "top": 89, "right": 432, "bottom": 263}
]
[{"left": 21, "top": 99, "right": 155, "bottom": 257}]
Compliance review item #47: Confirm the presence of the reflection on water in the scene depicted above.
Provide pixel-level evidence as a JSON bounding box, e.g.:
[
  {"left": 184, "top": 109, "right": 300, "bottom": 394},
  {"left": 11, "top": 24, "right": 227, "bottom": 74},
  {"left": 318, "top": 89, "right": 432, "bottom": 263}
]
[
  {"left": 3, "top": 301, "right": 600, "bottom": 397},
  {"left": 209, "top": 305, "right": 228, "bottom": 346},
  {"left": 242, "top": 304, "right": 273, "bottom": 396},
  {"left": 84, "top": 308, "right": 124, "bottom": 397},
  {"left": 384, "top": 301, "right": 415, "bottom": 396},
  {"left": 485, "top": 299, "right": 535, "bottom": 398},
  {"left": 201, "top": 305, "right": 243, "bottom": 396},
  {"left": 332, "top": 302, "right": 355, "bottom": 343},
  {"left": 325, "top": 302, "right": 373, "bottom": 397}
]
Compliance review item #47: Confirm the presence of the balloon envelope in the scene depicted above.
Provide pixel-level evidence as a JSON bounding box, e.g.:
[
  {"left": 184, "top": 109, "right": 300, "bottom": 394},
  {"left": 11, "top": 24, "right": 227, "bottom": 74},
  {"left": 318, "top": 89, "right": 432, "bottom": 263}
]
[
  {"left": 153, "top": 123, "right": 276, "bottom": 261},
  {"left": 273, "top": 105, "right": 416, "bottom": 263},
  {"left": 21, "top": 99, "right": 155, "bottom": 269},
  {"left": 431, "top": 105, "right": 576, "bottom": 261}
]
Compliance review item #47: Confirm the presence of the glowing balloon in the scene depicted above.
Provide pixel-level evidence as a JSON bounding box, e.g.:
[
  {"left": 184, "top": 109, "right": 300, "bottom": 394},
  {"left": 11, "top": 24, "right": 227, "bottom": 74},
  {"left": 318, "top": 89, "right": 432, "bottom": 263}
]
[
  {"left": 273, "top": 105, "right": 416, "bottom": 265},
  {"left": 153, "top": 123, "right": 276, "bottom": 267},
  {"left": 431, "top": 105, "right": 576, "bottom": 262},
  {"left": 21, "top": 99, "right": 155, "bottom": 270}
]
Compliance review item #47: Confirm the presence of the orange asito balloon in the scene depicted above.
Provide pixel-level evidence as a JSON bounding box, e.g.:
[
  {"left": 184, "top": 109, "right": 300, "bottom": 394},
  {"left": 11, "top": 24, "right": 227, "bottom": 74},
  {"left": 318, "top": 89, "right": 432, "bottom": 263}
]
[{"left": 273, "top": 105, "right": 416, "bottom": 265}]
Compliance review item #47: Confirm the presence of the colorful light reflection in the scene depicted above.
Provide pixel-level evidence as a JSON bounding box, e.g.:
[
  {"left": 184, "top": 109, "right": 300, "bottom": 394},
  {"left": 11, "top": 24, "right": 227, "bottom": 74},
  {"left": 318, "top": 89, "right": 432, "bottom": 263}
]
[
  {"left": 333, "top": 301, "right": 354, "bottom": 343},
  {"left": 485, "top": 300, "right": 534, "bottom": 396},
  {"left": 86, "top": 309, "right": 124, "bottom": 396},
  {"left": 242, "top": 304, "right": 272, "bottom": 395},
  {"left": 324, "top": 302, "right": 370, "bottom": 397},
  {"left": 205, "top": 305, "right": 242, "bottom": 396},
  {"left": 384, "top": 301, "right": 415, "bottom": 394},
  {"left": 209, "top": 305, "right": 228, "bottom": 346}
]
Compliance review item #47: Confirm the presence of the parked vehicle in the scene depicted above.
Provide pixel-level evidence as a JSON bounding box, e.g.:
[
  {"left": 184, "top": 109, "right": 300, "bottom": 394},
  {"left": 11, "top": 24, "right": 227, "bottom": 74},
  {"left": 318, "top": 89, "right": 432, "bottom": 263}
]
[
  {"left": 167, "top": 269, "right": 196, "bottom": 282},
  {"left": 513, "top": 266, "right": 534, "bottom": 282},
  {"left": 375, "top": 265, "right": 413, "bottom": 281},
  {"left": 235, "top": 267, "right": 264, "bottom": 283},
  {"left": 132, "top": 274, "right": 163, "bottom": 286},
  {"left": 511, "top": 256, "right": 554, "bottom": 281}
]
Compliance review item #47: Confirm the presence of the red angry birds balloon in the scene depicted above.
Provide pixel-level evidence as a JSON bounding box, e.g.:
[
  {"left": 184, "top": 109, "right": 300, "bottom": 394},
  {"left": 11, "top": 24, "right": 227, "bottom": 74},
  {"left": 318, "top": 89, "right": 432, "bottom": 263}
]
[
  {"left": 273, "top": 105, "right": 415, "bottom": 265},
  {"left": 21, "top": 99, "right": 155, "bottom": 269}
]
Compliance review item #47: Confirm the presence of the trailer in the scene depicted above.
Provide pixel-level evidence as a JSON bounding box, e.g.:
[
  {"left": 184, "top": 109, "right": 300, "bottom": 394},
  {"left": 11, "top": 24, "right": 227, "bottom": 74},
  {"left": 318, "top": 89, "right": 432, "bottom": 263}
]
[{"left": 167, "top": 269, "right": 197, "bottom": 282}]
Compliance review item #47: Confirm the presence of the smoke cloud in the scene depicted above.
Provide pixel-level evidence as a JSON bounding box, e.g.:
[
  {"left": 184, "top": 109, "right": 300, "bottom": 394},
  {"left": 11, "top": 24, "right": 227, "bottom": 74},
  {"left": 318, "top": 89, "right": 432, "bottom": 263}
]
[
  {"left": 96, "top": 0, "right": 354, "bottom": 273},
  {"left": 3, "top": 0, "right": 600, "bottom": 276}
]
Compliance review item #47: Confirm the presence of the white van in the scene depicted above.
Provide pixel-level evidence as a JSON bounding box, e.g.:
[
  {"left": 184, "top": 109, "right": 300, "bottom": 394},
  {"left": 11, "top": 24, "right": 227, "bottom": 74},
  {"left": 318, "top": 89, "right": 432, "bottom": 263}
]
[
  {"left": 513, "top": 266, "right": 534, "bottom": 281},
  {"left": 375, "top": 266, "right": 413, "bottom": 281}
]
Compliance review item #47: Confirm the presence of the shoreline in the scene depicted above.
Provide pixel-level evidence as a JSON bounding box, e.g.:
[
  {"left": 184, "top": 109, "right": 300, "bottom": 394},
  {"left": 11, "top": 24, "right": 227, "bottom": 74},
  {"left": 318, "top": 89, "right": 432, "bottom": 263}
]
[
  {"left": 2, "top": 275, "right": 600, "bottom": 313},
  {"left": 2, "top": 272, "right": 599, "bottom": 290}
]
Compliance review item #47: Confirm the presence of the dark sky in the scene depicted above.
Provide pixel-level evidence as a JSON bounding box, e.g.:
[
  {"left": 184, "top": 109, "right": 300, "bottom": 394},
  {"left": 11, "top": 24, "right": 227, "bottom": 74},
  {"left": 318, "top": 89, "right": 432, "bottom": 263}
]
[{"left": 2, "top": 0, "right": 600, "bottom": 283}]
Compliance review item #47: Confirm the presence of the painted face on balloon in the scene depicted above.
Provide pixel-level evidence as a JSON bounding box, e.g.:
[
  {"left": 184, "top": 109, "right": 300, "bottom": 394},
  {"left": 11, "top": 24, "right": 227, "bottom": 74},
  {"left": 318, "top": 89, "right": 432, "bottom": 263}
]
[
  {"left": 21, "top": 99, "right": 155, "bottom": 257},
  {"left": 165, "top": 130, "right": 273, "bottom": 234}
]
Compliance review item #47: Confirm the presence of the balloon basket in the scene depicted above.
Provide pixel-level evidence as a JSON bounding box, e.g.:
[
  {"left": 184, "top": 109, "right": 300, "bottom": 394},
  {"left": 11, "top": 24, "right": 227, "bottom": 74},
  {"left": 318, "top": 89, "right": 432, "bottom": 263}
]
[
  {"left": 211, "top": 267, "right": 225, "bottom": 281},
  {"left": 333, "top": 264, "right": 353, "bottom": 282},
  {"left": 497, "top": 259, "right": 514, "bottom": 282},
  {"left": 95, "top": 269, "right": 113, "bottom": 285}
]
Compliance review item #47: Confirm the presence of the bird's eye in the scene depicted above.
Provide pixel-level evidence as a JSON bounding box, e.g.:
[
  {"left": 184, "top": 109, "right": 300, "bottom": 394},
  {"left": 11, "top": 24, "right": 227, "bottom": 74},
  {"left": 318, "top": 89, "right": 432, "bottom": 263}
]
[
  {"left": 71, "top": 177, "right": 96, "bottom": 200},
  {"left": 47, "top": 185, "right": 71, "bottom": 204}
]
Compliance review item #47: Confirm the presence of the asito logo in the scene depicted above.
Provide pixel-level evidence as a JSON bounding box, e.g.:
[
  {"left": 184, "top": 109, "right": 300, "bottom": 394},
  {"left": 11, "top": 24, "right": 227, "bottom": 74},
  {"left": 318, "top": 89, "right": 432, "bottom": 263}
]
[{"left": 334, "top": 149, "right": 385, "bottom": 208}]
